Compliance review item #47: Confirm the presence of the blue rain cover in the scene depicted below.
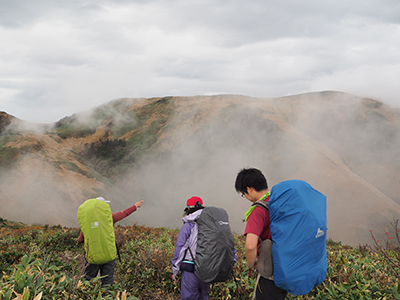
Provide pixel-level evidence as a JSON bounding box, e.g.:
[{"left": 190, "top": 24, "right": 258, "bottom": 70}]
[{"left": 269, "top": 180, "right": 327, "bottom": 295}]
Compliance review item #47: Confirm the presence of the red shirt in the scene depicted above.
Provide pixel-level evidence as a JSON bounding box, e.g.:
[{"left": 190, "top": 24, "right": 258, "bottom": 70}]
[
  {"left": 244, "top": 198, "right": 271, "bottom": 251},
  {"left": 78, "top": 204, "right": 137, "bottom": 243}
]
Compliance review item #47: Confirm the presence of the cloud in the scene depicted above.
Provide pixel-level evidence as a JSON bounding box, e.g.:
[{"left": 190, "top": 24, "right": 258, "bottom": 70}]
[{"left": 1, "top": 0, "right": 400, "bottom": 123}]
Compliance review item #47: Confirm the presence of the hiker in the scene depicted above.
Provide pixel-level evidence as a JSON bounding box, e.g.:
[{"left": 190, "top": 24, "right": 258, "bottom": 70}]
[
  {"left": 235, "top": 168, "right": 287, "bottom": 300},
  {"left": 171, "top": 196, "right": 211, "bottom": 300},
  {"left": 78, "top": 197, "right": 143, "bottom": 286}
]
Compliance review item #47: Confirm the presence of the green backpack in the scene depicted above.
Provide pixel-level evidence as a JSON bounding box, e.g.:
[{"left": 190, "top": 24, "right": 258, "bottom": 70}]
[{"left": 77, "top": 198, "right": 117, "bottom": 264}]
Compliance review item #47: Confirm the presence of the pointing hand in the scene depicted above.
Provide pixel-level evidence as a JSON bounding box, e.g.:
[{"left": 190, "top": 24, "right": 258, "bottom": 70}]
[{"left": 135, "top": 200, "right": 144, "bottom": 208}]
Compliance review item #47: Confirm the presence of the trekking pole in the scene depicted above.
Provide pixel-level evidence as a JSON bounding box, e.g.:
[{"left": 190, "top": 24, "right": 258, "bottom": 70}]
[{"left": 232, "top": 270, "right": 243, "bottom": 300}]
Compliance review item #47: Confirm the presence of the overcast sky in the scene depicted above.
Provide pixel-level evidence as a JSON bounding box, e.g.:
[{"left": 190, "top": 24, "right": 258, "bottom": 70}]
[{"left": 1, "top": 0, "right": 400, "bottom": 123}]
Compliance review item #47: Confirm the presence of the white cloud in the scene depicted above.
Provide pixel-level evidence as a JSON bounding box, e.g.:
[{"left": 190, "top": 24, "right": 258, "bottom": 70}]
[{"left": 1, "top": 0, "right": 400, "bottom": 122}]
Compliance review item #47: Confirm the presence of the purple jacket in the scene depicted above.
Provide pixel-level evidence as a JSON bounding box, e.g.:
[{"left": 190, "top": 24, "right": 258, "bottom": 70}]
[{"left": 171, "top": 209, "right": 203, "bottom": 276}]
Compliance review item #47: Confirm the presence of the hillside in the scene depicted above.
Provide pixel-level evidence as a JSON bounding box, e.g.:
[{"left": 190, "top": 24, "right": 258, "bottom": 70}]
[{"left": 1, "top": 92, "right": 400, "bottom": 246}]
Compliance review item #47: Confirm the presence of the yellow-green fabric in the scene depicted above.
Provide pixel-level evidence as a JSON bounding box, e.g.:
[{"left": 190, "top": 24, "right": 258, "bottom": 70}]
[
  {"left": 244, "top": 191, "right": 270, "bottom": 222},
  {"left": 77, "top": 199, "right": 117, "bottom": 264}
]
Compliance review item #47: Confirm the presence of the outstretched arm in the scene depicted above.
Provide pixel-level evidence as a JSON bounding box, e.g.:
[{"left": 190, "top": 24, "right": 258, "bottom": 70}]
[{"left": 112, "top": 200, "right": 144, "bottom": 224}]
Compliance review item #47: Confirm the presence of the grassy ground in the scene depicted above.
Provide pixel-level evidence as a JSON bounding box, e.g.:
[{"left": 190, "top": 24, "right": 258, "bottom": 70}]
[{"left": 0, "top": 219, "right": 399, "bottom": 299}]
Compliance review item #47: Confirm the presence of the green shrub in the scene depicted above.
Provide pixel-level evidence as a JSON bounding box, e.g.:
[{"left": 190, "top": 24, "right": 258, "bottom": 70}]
[
  {"left": 56, "top": 123, "right": 97, "bottom": 139},
  {"left": 0, "top": 135, "right": 19, "bottom": 147},
  {"left": 1, "top": 222, "right": 400, "bottom": 299},
  {"left": 0, "top": 254, "right": 136, "bottom": 300},
  {"left": 0, "top": 147, "right": 20, "bottom": 167}
]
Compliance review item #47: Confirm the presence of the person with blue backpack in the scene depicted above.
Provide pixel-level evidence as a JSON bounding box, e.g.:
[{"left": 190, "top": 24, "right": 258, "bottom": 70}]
[
  {"left": 235, "top": 168, "right": 328, "bottom": 299},
  {"left": 235, "top": 168, "right": 288, "bottom": 300}
]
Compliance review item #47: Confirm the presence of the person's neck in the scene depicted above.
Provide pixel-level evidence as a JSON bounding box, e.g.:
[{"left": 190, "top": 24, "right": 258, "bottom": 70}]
[{"left": 254, "top": 190, "right": 269, "bottom": 202}]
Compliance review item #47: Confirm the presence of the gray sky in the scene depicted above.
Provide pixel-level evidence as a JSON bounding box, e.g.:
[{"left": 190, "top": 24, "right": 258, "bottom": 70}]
[{"left": 1, "top": 0, "right": 400, "bottom": 123}]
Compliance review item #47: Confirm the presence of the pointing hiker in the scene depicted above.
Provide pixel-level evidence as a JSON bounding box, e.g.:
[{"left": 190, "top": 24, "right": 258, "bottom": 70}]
[
  {"left": 235, "top": 168, "right": 287, "bottom": 300},
  {"left": 171, "top": 196, "right": 211, "bottom": 300},
  {"left": 77, "top": 197, "right": 143, "bottom": 286}
]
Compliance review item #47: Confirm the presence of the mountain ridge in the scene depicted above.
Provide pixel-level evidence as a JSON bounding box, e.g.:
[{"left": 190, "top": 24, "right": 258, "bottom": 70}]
[{"left": 1, "top": 92, "right": 400, "bottom": 246}]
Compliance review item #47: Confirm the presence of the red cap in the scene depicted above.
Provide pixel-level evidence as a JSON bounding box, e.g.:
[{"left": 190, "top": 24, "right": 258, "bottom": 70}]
[{"left": 186, "top": 196, "right": 203, "bottom": 207}]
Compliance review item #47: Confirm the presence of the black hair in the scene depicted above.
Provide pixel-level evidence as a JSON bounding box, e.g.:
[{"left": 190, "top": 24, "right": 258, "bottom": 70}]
[
  {"left": 234, "top": 168, "right": 268, "bottom": 194},
  {"left": 183, "top": 202, "right": 204, "bottom": 216}
]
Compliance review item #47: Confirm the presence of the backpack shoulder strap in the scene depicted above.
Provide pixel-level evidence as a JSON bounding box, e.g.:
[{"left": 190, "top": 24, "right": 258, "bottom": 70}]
[
  {"left": 251, "top": 201, "right": 270, "bottom": 243},
  {"left": 252, "top": 200, "right": 269, "bottom": 211}
]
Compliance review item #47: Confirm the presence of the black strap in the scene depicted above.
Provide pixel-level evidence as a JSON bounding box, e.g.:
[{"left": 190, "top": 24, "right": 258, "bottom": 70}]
[
  {"left": 252, "top": 200, "right": 269, "bottom": 211},
  {"left": 184, "top": 220, "right": 196, "bottom": 261},
  {"left": 232, "top": 268, "right": 243, "bottom": 300},
  {"left": 116, "top": 242, "right": 121, "bottom": 262},
  {"left": 182, "top": 247, "right": 189, "bottom": 262},
  {"left": 187, "top": 246, "right": 195, "bottom": 261},
  {"left": 252, "top": 201, "right": 270, "bottom": 243}
]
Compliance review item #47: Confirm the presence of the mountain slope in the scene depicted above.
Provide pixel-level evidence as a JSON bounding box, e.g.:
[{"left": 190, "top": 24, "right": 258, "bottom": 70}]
[{"left": 1, "top": 92, "right": 400, "bottom": 245}]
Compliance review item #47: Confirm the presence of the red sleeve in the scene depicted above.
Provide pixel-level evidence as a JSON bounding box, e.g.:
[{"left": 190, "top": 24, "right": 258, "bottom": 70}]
[
  {"left": 78, "top": 231, "right": 84, "bottom": 243},
  {"left": 112, "top": 204, "right": 137, "bottom": 224},
  {"left": 244, "top": 206, "right": 271, "bottom": 241}
]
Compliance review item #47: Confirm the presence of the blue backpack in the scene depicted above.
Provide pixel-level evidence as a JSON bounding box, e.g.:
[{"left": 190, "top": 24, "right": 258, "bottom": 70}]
[{"left": 254, "top": 180, "right": 328, "bottom": 295}]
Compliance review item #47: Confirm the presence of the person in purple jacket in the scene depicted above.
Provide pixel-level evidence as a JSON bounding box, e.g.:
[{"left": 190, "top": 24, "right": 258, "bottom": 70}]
[{"left": 171, "top": 196, "right": 211, "bottom": 300}]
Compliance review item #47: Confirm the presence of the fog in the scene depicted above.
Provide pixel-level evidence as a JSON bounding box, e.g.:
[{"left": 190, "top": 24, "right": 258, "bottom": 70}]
[
  {"left": 111, "top": 102, "right": 287, "bottom": 234},
  {"left": 1, "top": 93, "right": 400, "bottom": 246},
  {"left": 0, "top": 155, "right": 82, "bottom": 226},
  {"left": 110, "top": 94, "right": 400, "bottom": 245}
]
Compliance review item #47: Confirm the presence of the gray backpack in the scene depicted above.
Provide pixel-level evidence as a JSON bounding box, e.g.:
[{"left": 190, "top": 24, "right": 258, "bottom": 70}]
[{"left": 193, "top": 206, "right": 235, "bottom": 283}]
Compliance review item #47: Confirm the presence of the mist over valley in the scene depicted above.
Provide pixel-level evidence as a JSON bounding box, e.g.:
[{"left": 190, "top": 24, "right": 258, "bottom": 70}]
[{"left": 1, "top": 91, "right": 400, "bottom": 246}]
